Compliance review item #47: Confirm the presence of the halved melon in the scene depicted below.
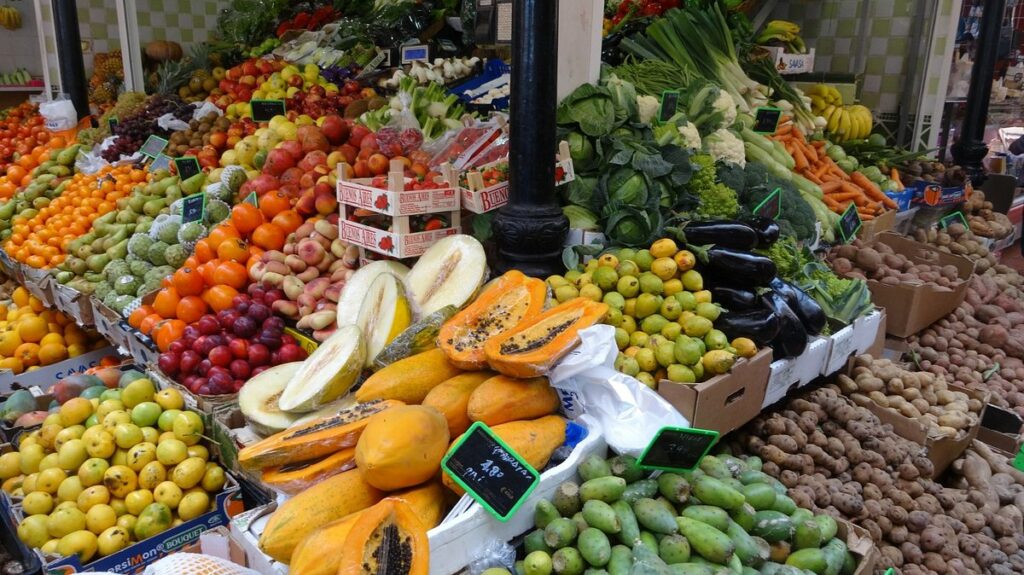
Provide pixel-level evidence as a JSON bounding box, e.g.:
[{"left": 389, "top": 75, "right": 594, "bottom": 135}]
[
  {"left": 238, "top": 362, "right": 304, "bottom": 436},
  {"left": 484, "top": 298, "right": 608, "bottom": 378},
  {"left": 439, "top": 270, "right": 547, "bottom": 369},
  {"left": 293, "top": 394, "right": 358, "bottom": 426},
  {"left": 261, "top": 447, "right": 356, "bottom": 494},
  {"left": 278, "top": 324, "right": 365, "bottom": 412},
  {"left": 356, "top": 273, "right": 412, "bottom": 368},
  {"left": 337, "top": 260, "right": 411, "bottom": 328},
  {"left": 404, "top": 235, "right": 487, "bottom": 317}
]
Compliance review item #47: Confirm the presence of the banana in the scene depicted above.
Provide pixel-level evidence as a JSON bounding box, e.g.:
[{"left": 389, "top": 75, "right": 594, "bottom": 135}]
[
  {"left": 826, "top": 106, "right": 843, "bottom": 133},
  {"left": 809, "top": 95, "right": 826, "bottom": 114},
  {"left": 837, "top": 110, "right": 852, "bottom": 141}
]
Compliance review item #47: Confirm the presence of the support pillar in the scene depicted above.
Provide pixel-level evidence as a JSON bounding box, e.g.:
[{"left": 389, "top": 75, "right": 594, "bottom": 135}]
[
  {"left": 52, "top": 0, "right": 89, "bottom": 120},
  {"left": 492, "top": 0, "right": 569, "bottom": 276},
  {"left": 951, "top": 0, "right": 1006, "bottom": 184}
]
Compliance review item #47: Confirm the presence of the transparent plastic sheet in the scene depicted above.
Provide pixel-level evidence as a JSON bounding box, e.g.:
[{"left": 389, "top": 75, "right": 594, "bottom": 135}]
[
  {"left": 75, "top": 146, "right": 111, "bottom": 175},
  {"left": 142, "top": 553, "right": 261, "bottom": 575},
  {"left": 466, "top": 539, "right": 517, "bottom": 574},
  {"left": 548, "top": 325, "right": 688, "bottom": 457},
  {"left": 386, "top": 91, "right": 422, "bottom": 132},
  {"left": 192, "top": 101, "right": 223, "bottom": 121},
  {"left": 426, "top": 119, "right": 501, "bottom": 169},
  {"left": 157, "top": 112, "right": 189, "bottom": 132}
]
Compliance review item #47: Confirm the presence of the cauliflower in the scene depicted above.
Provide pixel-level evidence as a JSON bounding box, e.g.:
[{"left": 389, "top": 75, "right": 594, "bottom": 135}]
[
  {"left": 703, "top": 129, "right": 745, "bottom": 167},
  {"left": 712, "top": 90, "right": 737, "bottom": 130},
  {"left": 678, "top": 122, "right": 702, "bottom": 150},
  {"left": 637, "top": 95, "right": 660, "bottom": 125}
]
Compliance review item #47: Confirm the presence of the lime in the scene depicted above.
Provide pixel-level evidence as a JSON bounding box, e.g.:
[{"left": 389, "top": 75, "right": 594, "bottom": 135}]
[{"left": 681, "top": 269, "right": 703, "bottom": 291}]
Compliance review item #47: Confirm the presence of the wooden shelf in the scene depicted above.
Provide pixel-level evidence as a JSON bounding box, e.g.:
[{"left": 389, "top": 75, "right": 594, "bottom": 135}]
[{"left": 0, "top": 85, "right": 44, "bottom": 92}]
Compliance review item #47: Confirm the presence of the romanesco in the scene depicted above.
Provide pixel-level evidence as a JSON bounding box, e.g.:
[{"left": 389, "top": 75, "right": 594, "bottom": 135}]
[
  {"left": 688, "top": 154, "right": 738, "bottom": 219},
  {"left": 703, "top": 129, "right": 745, "bottom": 166}
]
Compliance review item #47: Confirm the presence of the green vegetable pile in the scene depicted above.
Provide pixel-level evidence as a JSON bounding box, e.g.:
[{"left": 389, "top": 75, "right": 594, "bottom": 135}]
[
  {"left": 717, "top": 162, "right": 817, "bottom": 242},
  {"left": 688, "top": 154, "right": 738, "bottom": 219}
]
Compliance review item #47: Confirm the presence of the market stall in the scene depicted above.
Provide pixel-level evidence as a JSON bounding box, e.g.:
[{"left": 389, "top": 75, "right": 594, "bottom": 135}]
[{"left": 0, "top": 1, "right": 1023, "bottom": 574}]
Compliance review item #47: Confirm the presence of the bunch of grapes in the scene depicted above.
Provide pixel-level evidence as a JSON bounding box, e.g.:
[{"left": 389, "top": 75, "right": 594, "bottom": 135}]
[{"left": 101, "top": 96, "right": 193, "bottom": 161}]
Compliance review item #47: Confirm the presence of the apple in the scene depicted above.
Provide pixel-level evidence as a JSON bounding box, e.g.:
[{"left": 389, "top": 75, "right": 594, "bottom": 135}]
[
  {"left": 263, "top": 148, "right": 296, "bottom": 177},
  {"left": 320, "top": 115, "right": 349, "bottom": 145}
]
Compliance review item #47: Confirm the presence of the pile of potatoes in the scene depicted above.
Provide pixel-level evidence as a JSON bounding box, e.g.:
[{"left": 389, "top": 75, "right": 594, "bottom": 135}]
[
  {"left": 964, "top": 190, "right": 1014, "bottom": 239},
  {"left": 828, "top": 241, "right": 963, "bottom": 289},
  {"left": 913, "top": 223, "right": 999, "bottom": 273},
  {"left": 837, "top": 355, "right": 984, "bottom": 440},
  {"left": 728, "top": 387, "right": 1024, "bottom": 574}
]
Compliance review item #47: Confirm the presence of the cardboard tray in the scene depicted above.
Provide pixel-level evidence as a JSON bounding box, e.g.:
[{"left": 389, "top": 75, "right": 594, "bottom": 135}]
[
  {"left": 977, "top": 404, "right": 1024, "bottom": 456},
  {"left": 0, "top": 347, "right": 119, "bottom": 392},
  {"left": 864, "top": 233, "right": 975, "bottom": 338},
  {"left": 856, "top": 208, "right": 896, "bottom": 241},
  {"left": 340, "top": 215, "right": 462, "bottom": 259},
  {"left": 19, "top": 265, "right": 54, "bottom": 308},
  {"left": 90, "top": 299, "right": 133, "bottom": 353},
  {"left": 657, "top": 348, "right": 772, "bottom": 435},
  {"left": 837, "top": 517, "right": 880, "bottom": 575},
  {"left": 50, "top": 282, "right": 95, "bottom": 327},
  {"left": 763, "top": 337, "right": 830, "bottom": 409}
]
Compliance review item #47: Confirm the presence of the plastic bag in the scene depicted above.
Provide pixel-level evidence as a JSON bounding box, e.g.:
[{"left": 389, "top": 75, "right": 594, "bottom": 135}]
[
  {"left": 387, "top": 91, "right": 422, "bottom": 132},
  {"left": 466, "top": 539, "right": 516, "bottom": 574},
  {"left": 143, "top": 553, "right": 261, "bottom": 575},
  {"left": 548, "top": 325, "right": 687, "bottom": 456},
  {"left": 157, "top": 112, "right": 189, "bottom": 132},
  {"left": 192, "top": 101, "right": 223, "bottom": 121},
  {"left": 75, "top": 147, "right": 109, "bottom": 175},
  {"left": 40, "top": 98, "right": 77, "bottom": 132}
]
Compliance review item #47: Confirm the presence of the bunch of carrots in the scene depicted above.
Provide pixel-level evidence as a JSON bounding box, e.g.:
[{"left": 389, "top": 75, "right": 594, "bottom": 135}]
[{"left": 771, "top": 118, "right": 896, "bottom": 221}]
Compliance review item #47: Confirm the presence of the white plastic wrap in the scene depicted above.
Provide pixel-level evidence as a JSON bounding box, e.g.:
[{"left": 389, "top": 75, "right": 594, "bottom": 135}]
[
  {"left": 192, "top": 101, "right": 224, "bottom": 121},
  {"left": 143, "top": 553, "right": 260, "bottom": 575},
  {"left": 75, "top": 146, "right": 110, "bottom": 175},
  {"left": 548, "top": 325, "right": 688, "bottom": 456},
  {"left": 39, "top": 98, "right": 77, "bottom": 131},
  {"left": 157, "top": 112, "right": 189, "bottom": 132}
]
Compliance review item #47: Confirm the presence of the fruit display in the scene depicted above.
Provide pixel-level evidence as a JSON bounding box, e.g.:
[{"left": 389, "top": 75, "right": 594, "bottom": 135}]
[
  {"left": 75, "top": 92, "right": 150, "bottom": 149},
  {"left": 101, "top": 96, "right": 195, "bottom": 162},
  {"left": 0, "top": 5, "right": 21, "bottom": 30},
  {"left": 88, "top": 52, "right": 125, "bottom": 106},
  {"left": 806, "top": 84, "right": 874, "bottom": 142},
  {"left": 2, "top": 376, "right": 230, "bottom": 564},
  {"left": 0, "top": 68, "right": 33, "bottom": 86},
  {"left": 0, "top": 103, "right": 43, "bottom": 173},
  {"left": 0, "top": 287, "right": 107, "bottom": 374},
  {"left": 0, "top": 145, "right": 81, "bottom": 241}
]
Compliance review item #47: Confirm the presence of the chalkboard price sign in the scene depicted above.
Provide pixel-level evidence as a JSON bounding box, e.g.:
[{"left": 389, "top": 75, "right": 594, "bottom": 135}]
[
  {"left": 754, "top": 187, "right": 782, "bottom": 220},
  {"left": 107, "top": 116, "right": 118, "bottom": 132},
  {"left": 150, "top": 153, "right": 172, "bottom": 173},
  {"left": 442, "top": 421, "right": 540, "bottom": 521},
  {"left": 939, "top": 211, "right": 969, "bottom": 230},
  {"left": 753, "top": 107, "right": 783, "bottom": 134},
  {"left": 637, "top": 426, "right": 719, "bottom": 472},
  {"left": 838, "top": 203, "right": 862, "bottom": 243},
  {"left": 181, "top": 193, "right": 206, "bottom": 225},
  {"left": 251, "top": 100, "right": 286, "bottom": 122},
  {"left": 139, "top": 135, "right": 168, "bottom": 159},
  {"left": 175, "top": 156, "right": 202, "bottom": 181},
  {"left": 243, "top": 191, "right": 259, "bottom": 207},
  {"left": 659, "top": 91, "right": 681, "bottom": 124}
]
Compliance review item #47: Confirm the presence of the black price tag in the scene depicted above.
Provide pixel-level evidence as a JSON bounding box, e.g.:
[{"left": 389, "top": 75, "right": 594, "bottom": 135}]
[
  {"left": 441, "top": 422, "right": 540, "bottom": 521},
  {"left": 753, "top": 106, "right": 783, "bottom": 134},
  {"left": 754, "top": 187, "right": 782, "bottom": 219},
  {"left": 659, "top": 90, "right": 680, "bottom": 124},
  {"left": 637, "top": 426, "right": 719, "bottom": 472},
  {"left": 838, "top": 203, "right": 862, "bottom": 243},
  {"left": 107, "top": 116, "right": 118, "bottom": 131},
  {"left": 181, "top": 193, "right": 206, "bottom": 224},
  {"left": 150, "top": 153, "right": 172, "bottom": 173},
  {"left": 251, "top": 99, "right": 286, "bottom": 122},
  {"left": 939, "top": 211, "right": 969, "bottom": 229},
  {"left": 243, "top": 191, "right": 259, "bottom": 207},
  {"left": 139, "top": 135, "right": 168, "bottom": 158},
  {"left": 175, "top": 156, "right": 202, "bottom": 180}
]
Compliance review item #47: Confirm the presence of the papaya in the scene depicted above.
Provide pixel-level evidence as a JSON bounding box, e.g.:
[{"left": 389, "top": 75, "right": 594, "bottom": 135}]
[
  {"left": 260, "top": 447, "right": 356, "bottom": 495},
  {"left": 259, "top": 468, "right": 386, "bottom": 563},
  {"left": 439, "top": 271, "right": 547, "bottom": 370},
  {"left": 467, "top": 375, "right": 561, "bottom": 426},
  {"left": 238, "top": 400, "right": 402, "bottom": 470},
  {"left": 338, "top": 498, "right": 430, "bottom": 575},
  {"left": 422, "top": 372, "right": 496, "bottom": 436},
  {"left": 355, "top": 348, "right": 463, "bottom": 404},
  {"left": 289, "top": 482, "right": 446, "bottom": 575},
  {"left": 443, "top": 415, "right": 567, "bottom": 496},
  {"left": 484, "top": 299, "right": 608, "bottom": 378},
  {"left": 355, "top": 405, "right": 451, "bottom": 491}
]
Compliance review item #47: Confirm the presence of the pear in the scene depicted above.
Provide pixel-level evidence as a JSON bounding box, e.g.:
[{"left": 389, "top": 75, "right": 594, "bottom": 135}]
[
  {"left": 179, "top": 173, "right": 206, "bottom": 196},
  {"left": 143, "top": 198, "right": 167, "bottom": 217},
  {"left": 86, "top": 254, "right": 110, "bottom": 273},
  {"left": 106, "top": 239, "right": 129, "bottom": 260}
]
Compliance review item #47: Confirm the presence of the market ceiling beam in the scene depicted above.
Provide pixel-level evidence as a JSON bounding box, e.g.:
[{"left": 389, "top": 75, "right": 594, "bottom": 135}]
[
  {"left": 951, "top": 0, "right": 1006, "bottom": 185},
  {"left": 493, "top": 0, "right": 569, "bottom": 277},
  {"left": 52, "top": 0, "right": 89, "bottom": 121}
]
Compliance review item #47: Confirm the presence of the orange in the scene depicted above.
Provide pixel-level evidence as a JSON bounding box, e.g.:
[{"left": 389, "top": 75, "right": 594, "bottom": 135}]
[
  {"left": 11, "top": 287, "right": 28, "bottom": 308},
  {"left": 15, "top": 342, "right": 40, "bottom": 367},
  {"left": 0, "top": 357, "right": 23, "bottom": 374},
  {"left": 193, "top": 239, "right": 215, "bottom": 263},
  {"left": 153, "top": 320, "right": 186, "bottom": 353},
  {"left": 16, "top": 315, "right": 48, "bottom": 344},
  {"left": 172, "top": 268, "right": 205, "bottom": 297},
  {"left": 251, "top": 223, "right": 285, "bottom": 251},
  {"left": 38, "top": 343, "right": 68, "bottom": 366},
  {"left": 138, "top": 314, "right": 161, "bottom": 336},
  {"left": 231, "top": 203, "right": 264, "bottom": 235},
  {"left": 152, "top": 287, "right": 181, "bottom": 319},
  {"left": 216, "top": 238, "right": 250, "bottom": 264},
  {"left": 202, "top": 285, "right": 238, "bottom": 312},
  {"left": 259, "top": 191, "right": 290, "bottom": 218},
  {"left": 206, "top": 224, "right": 240, "bottom": 252},
  {"left": 270, "top": 210, "right": 303, "bottom": 234},
  {"left": 175, "top": 296, "right": 207, "bottom": 325},
  {"left": 0, "top": 331, "right": 21, "bottom": 356},
  {"left": 39, "top": 333, "right": 63, "bottom": 347},
  {"left": 212, "top": 261, "right": 248, "bottom": 290},
  {"left": 128, "top": 305, "right": 154, "bottom": 329}
]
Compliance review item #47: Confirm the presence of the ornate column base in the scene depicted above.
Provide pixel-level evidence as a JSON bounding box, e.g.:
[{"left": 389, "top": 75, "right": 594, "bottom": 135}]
[
  {"left": 492, "top": 204, "right": 569, "bottom": 277},
  {"left": 950, "top": 139, "right": 990, "bottom": 186}
]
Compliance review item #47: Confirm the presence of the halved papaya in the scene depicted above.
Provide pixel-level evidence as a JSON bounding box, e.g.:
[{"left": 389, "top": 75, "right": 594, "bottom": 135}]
[
  {"left": 238, "top": 399, "right": 402, "bottom": 470},
  {"left": 438, "top": 270, "right": 547, "bottom": 370},
  {"left": 338, "top": 498, "right": 430, "bottom": 575},
  {"left": 260, "top": 447, "right": 356, "bottom": 495},
  {"left": 483, "top": 298, "right": 608, "bottom": 378}
]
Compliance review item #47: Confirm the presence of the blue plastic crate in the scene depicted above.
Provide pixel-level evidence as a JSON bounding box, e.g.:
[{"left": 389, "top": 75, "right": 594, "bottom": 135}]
[{"left": 449, "top": 59, "right": 510, "bottom": 111}]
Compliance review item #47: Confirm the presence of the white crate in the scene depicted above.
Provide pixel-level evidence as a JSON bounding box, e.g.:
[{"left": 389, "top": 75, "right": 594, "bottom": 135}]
[{"left": 823, "top": 324, "right": 857, "bottom": 376}]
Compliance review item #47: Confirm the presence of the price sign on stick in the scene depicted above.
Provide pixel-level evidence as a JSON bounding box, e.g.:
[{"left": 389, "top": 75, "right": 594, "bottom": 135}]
[
  {"left": 838, "top": 203, "right": 862, "bottom": 243},
  {"left": 939, "top": 211, "right": 969, "bottom": 230},
  {"left": 139, "top": 135, "right": 168, "bottom": 158},
  {"left": 442, "top": 422, "right": 539, "bottom": 521},
  {"left": 753, "top": 107, "right": 783, "bottom": 134},
  {"left": 150, "top": 153, "right": 172, "bottom": 173},
  {"left": 243, "top": 191, "right": 259, "bottom": 207},
  {"left": 659, "top": 91, "right": 681, "bottom": 124},
  {"left": 637, "top": 426, "right": 719, "bottom": 472},
  {"left": 250, "top": 99, "right": 286, "bottom": 122},
  {"left": 174, "top": 156, "right": 202, "bottom": 180},
  {"left": 107, "top": 116, "right": 118, "bottom": 131},
  {"left": 181, "top": 193, "right": 206, "bottom": 224},
  {"left": 754, "top": 187, "right": 782, "bottom": 219}
]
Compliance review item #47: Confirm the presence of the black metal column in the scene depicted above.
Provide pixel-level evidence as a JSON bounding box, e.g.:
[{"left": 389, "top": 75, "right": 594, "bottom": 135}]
[
  {"left": 951, "top": 0, "right": 1006, "bottom": 184},
  {"left": 492, "top": 0, "right": 568, "bottom": 277},
  {"left": 52, "top": 0, "right": 89, "bottom": 120}
]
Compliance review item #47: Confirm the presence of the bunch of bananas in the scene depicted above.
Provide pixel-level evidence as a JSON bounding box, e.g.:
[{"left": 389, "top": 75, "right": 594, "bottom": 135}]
[
  {"left": 756, "top": 20, "right": 806, "bottom": 54},
  {"left": 0, "top": 5, "right": 21, "bottom": 30},
  {"left": 823, "top": 104, "right": 873, "bottom": 142},
  {"left": 807, "top": 84, "right": 843, "bottom": 114}
]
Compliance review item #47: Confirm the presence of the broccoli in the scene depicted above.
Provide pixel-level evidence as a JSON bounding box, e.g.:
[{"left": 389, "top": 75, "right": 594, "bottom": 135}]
[
  {"left": 739, "top": 161, "right": 818, "bottom": 242},
  {"left": 688, "top": 154, "right": 738, "bottom": 219}
]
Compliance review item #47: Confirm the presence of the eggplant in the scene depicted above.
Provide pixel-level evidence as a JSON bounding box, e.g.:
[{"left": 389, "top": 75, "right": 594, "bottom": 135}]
[
  {"left": 770, "top": 278, "right": 827, "bottom": 336},
  {"left": 673, "top": 220, "right": 759, "bottom": 251},
  {"left": 711, "top": 286, "right": 761, "bottom": 311},
  {"left": 742, "top": 216, "right": 781, "bottom": 247},
  {"left": 700, "top": 247, "right": 777, "bottom": 286},
  {"left": 716, "top": 308, "right": 781, "bottom": 347},
  {"left": 763, "top": 291, "right": 808, "bottom": 358}
]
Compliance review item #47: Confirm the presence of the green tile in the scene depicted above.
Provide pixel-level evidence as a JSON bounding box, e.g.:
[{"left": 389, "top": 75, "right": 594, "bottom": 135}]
[
  {"left": 831, "top": 55, "right": 852, "bottom": 74},
  {"left": 888, "top": 38, "right": 908, "bottom": 56},
  {"left": 933, "top": 37, "right": 947, "bottom": 56},
  {"left": 873, "top": 19, "right": 891, "bottom": 37},
  {"left": 137, "top": 12, "right": 151, "bottom": 26},
  {"left": 865, "top": 58, "right": 885, "bottom": 75},
  {"left": 928, "top": 77, "right": 940, "bottom": 96},
  {"left": 880, "top": 76, "right": 901, "bottom": 93},
  {"left": 941, "top": 0, "right": 953, "bottom": 16},
  {"left": 837, "top": 20, "right": 857, "bottom": 37}
]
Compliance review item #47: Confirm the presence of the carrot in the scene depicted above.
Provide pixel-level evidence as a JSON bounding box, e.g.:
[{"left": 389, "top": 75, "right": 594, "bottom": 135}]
[
  {"left": 791, "top": 126, "right": 805, "bottom": 141},
  {"left": 850, "top": 171, "right": 897, "bottom": 209},
  {"left": 858, "top": 211, "right": 875, "bottom": 221},
  {"left": 802, "top": 169, "right": 823, "bottom": 185},
  {"left": 813, "top": 163, "right": 830, "bottom": 180},
  {"left": 822, "top": 196, "right": 842, "bottom": 210},
  {"left": 790, "top": 145, "right": 809, "bottom": 171},
  {"left": 890, "top": 167, "right": 904, "bottom": 191},
  {"left": 830, "top": 191, "right": 861, "bottom": 203},
  {"left": 820, "top": 180, "right": 844, "bottom": 194},
  {"left": 820, "top": 172, "right": 841, "bottom": 183},
  {"left": 803, "top": 142, "right": 819, "bottom": 163},
  {"left": 811, "top": 140, "right": 826, "bottom": 149},
  {"left": 829, "top": 165, "right": 848, "bottom": 179},
  {"left": 775, "top": 123, "right": 793, "bottom": 136},
  {"left": 840, "top": 181, "right": 864, "bottom": 196}
]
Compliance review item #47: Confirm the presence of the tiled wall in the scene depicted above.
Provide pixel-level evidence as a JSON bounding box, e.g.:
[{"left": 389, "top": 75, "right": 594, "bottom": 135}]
[
  {"left": 135, "top": 0, "right": 224, "bottom": 49},
  {"left": 0, "top": 2, "right": 44, "bottom": 78}
]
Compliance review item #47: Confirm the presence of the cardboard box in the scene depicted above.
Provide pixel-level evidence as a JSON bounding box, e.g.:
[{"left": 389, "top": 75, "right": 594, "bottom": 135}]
[
  {"left": 0, "top": 249, "right": 22, "bottom": 283},
  {"left": 822, "top": 323, "right": 857, "bottom": 376},
  {"left": 657, "top": 348, "right": 772, "bottom": 435},
  {"left": 763, "top": 337, "right": 830, "bottom": 408},
  {"left": 51, "top": 283, "right": 95, "bottom": 327},
  {"left": 977, "top": 404, "right": 1023, "bottom": 455},
  {"left": 90, "top": 299, "right": 133, "bottom": 352},
  {"left": 865, "top": 233, "right": 975, "bottom": 338},
  {"left": 856, "top": 208, "right": 896, "bottom": 241},
  {"left": 860, "top": 382, "right": 987, "bottom": 477},
  {"left": 851, "top": 309, "right": 887, "bottom": 357},
  {"left": 19, "top": 265, "right": 54, "bottom": 307},
  {"left": 0, "top": 347, "right": 119, "bottom": 392},
  {"left": 229, "top": 505, "right": 289, "bottom": 575},
  {"left": 837, "top": 518, "right": 880, "bottom": 575},
  {"left": 460, "top": 179, "right": 509, "bottom": 213},
  {"left": 762, "top": 46, "right": 816, "bottom": 75},
  {"left": 337, "top": 176, "right": 460, "bottom": 216},
  {"left": 340, "top": 213, "right": 462, "bottom": 258}
]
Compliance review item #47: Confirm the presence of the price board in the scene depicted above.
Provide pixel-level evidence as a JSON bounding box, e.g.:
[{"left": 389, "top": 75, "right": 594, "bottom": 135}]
[
  {"left": 753, "top": 107, "right": 783, "bottom": 134},
  {"left": 251, "top": 99, "right": 286, "bottom": 122},
  {"left": 107, "top": 116, "right": 118, "bottom": 131},
  {"left": 754, "top": 187, "right": 782, "bottom": 219},
  {"left": 659, "top": 91, "right": 681, "bottom": 124},
  {"left": 442, "top": 422, "right": 540, "bottom": 521},
  {"left": 637, "top": 426, "right": 719, "bottom": 472},
  {"left": 838, "top": 203, "right": 862, "bottom": 243},
  {"left": 181, "top": 193, "right": 206, "bottom": 224},
  {"left": 243, "top": 191, "right": 259, "bottom": 207},
  {"left": 139, "top": 135, "right": 168, "bottom": 158},
  {"left": 150, "top": 153, "right": 172, "bottom": 173},
  {"left": 939, "top": 211, "right": 969, "bottom": 230},
  {"left": 174, "top": 156, "right": 202, "bottom": 180}
]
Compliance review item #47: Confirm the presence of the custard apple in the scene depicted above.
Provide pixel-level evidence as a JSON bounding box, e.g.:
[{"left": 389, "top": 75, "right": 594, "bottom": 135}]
[
  {"left": 205, "top": 199, "right": 230, "bottom": 225},
  {"left": 165, "top": 245, "right": 188, "bottom": 269},
  {"left": 114, "top": 275, "right": 141, "bottom": 296},
  {"left": 178, "top": 221, "right": 206, "bottom": 243},
  {"left": 158, "top": 221, "right": 181, "bottom": 245},
  {"left": 129, "top": 260, "right": 152, "bottom": 277},
  {"left": 128, "top": 234, "right": 154, "bottom": 258},
  {"left": 147, "top": 241, "right": 169, "bottom": 266}
]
